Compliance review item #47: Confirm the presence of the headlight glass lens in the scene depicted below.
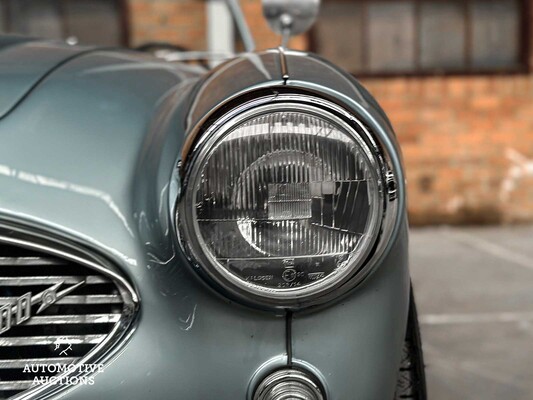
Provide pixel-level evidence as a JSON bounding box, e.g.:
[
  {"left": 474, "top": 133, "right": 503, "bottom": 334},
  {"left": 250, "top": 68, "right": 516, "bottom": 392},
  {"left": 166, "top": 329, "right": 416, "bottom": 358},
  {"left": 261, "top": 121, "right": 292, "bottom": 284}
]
[{"left": 184, "top": 103, "right": 383, "bottom": 302}]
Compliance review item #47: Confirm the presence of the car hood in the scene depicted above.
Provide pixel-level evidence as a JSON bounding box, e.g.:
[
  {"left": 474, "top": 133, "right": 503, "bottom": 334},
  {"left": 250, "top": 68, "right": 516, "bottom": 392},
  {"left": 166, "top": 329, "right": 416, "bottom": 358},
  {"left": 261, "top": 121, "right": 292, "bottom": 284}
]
[{"left": 0, "top": 36, "right": 92, "bottom": 119}]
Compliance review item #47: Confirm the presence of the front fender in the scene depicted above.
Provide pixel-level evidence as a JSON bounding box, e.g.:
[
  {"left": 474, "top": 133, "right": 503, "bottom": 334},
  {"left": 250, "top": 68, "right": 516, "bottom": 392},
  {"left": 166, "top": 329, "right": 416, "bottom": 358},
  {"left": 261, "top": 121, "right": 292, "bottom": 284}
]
[{"left": 0, "top": 40, "right": 409, "bottom": 400}]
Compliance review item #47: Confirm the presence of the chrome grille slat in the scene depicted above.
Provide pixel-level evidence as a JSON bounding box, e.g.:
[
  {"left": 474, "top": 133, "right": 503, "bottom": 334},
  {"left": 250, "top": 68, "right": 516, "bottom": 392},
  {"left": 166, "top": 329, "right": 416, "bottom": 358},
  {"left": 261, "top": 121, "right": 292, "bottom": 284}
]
[
  {"left": 0, "top": 382, "right": 33, "bottom": 391},
  {"left": 0, "top": 295, "right": 122, "bottom": 305},
  {"left": 0, "top": 335, "right": 106, "bottom": 346},
  {"left": 14, "top": 314, "right": 121, "bottom": 325},
  {"left": 0, "top": 257, "right": 66, "bottom": 266},
  {"left": 0, "top": 275, "right": 110, "bottom": 285},
  {"left": 0, "top": 358, "right": 79, "bottom": 369}
]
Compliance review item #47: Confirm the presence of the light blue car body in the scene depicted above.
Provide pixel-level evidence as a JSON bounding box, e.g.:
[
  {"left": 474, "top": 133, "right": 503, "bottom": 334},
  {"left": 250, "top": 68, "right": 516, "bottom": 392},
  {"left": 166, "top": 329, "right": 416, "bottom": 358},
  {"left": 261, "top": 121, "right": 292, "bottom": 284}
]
[{"left": 0, "top": 37, "right": 409, "bottom": 400}]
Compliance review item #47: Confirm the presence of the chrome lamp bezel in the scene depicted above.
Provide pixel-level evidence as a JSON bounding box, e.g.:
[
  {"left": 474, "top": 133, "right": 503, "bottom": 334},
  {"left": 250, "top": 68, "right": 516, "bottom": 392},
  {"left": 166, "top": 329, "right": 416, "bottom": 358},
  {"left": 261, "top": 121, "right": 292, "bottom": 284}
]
[{"left": 177, "top": 93, "right": 400, "bottom": 310}]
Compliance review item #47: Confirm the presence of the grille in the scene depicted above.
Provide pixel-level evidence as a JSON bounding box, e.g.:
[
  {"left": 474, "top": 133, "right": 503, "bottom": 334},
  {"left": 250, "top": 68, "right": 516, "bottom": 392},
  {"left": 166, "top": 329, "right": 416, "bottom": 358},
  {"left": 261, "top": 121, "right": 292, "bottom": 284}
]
[{"left": 0, "top": 235, "right": 137, "bottom": 399}]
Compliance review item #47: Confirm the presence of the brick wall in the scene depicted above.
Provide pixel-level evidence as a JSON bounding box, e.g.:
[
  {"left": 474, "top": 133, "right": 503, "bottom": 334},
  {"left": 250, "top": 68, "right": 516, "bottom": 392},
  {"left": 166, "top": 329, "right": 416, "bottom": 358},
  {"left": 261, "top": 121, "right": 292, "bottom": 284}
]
[
  {"left": 363, "top": 76, "right": 533, "bottom": 225},
  {"left": 129, "top": 0, "right": 207, "bottom": 49},
  {"left": 127, "top": 0, "right": 306, "bottom": 50},
  {"left": 126, "top": 0, "right": 533, "bottom": 225},
  {"left": 361, "top": 1, "right": 533, "bottom": 225}
]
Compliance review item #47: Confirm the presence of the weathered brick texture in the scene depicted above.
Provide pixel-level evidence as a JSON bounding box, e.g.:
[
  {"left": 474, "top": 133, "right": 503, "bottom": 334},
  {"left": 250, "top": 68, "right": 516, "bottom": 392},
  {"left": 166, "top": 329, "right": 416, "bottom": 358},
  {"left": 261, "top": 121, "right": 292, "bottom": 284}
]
[
  {"left": 127, "top": 0, "right": 533, "bottom": 225},
  {"left": 363, "top": 76, "right": 533, "bottom": 224},
  {"left": 127, "top": 0, "right": 306, "bottom": 50},
  {"left": 129, "top": 0, "right": 207, "bottom": 49}
]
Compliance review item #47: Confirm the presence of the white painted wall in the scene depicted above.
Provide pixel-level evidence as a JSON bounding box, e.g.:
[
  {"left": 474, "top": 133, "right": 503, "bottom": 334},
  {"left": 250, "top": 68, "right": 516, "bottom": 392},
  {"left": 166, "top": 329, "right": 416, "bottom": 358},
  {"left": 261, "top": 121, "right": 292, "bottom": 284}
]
[{"left": 207, "top": 0, "right": 235, "bottom": 60}]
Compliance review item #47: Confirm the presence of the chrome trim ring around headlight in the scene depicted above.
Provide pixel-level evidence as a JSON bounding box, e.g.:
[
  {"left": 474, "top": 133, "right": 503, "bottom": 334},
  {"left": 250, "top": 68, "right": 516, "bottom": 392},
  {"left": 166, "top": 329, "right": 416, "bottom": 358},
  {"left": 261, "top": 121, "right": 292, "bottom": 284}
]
[
  {"left": 253, "top": 369, "right": 325, "bottom": 400},
  {"left": 177, "top": 93, "right": 401, "bottom": 310}
]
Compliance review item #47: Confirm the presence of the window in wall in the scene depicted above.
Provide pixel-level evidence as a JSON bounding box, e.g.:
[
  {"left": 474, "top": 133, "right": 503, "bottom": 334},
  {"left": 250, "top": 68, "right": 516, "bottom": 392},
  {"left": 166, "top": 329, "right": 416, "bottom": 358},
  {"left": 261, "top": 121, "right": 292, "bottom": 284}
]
[
  {"left": 312, "top": 0, "right": 526, "bottom": 75},
  {"left": 0, "top": 0, "right": 127, "bottom": 46}
]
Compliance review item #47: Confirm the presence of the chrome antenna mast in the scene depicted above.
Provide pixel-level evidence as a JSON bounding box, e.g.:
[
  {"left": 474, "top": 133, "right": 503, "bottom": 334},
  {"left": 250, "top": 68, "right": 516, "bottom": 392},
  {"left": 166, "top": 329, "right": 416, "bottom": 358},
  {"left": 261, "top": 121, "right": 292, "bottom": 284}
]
[{"left": 225, "top": 0, "right": 256, "bottom": 52}]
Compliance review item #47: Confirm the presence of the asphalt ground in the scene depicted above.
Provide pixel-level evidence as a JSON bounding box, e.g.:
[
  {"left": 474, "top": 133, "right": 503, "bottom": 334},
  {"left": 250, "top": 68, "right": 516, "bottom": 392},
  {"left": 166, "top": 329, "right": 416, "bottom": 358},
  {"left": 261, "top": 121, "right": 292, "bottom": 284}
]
[{"left": 410, "top": 225, "right": 533, "bottom": 400}]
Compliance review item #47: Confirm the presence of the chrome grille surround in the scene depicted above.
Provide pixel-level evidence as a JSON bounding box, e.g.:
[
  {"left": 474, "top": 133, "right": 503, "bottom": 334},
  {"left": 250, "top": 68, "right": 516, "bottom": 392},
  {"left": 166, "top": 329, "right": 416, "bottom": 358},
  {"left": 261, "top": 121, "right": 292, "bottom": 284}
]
[{"left": 0, "top": 222, "right": 139, "bottom": 400}]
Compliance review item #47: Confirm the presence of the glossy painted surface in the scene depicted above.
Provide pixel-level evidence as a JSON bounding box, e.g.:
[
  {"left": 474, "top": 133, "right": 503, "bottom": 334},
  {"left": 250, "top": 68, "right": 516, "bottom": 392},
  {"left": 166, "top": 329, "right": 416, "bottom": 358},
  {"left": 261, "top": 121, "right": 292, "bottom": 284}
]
[
  {"left": 292, "top": 222, "right": 409, "bottom": 400},
  {"left": 0, "top": 40, "right": 409, "bottom": 399},
  {"left": 0, "top": 37, "right": 89, "bottom": 119}
]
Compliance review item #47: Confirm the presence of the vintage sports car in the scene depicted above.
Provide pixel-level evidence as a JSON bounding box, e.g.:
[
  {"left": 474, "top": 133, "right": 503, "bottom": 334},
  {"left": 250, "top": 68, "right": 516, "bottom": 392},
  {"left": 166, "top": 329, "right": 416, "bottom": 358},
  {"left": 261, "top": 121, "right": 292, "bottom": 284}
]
[{"left": 0, "top": 1, "right": 425, "bottom": 399}]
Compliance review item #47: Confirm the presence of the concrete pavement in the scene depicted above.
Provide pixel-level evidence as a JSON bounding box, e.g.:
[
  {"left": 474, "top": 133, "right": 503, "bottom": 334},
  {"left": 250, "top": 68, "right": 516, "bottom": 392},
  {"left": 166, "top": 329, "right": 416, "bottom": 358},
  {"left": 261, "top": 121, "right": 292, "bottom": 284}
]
[{"left": 410, "top": 225, "right": 533, "bottom": 400}]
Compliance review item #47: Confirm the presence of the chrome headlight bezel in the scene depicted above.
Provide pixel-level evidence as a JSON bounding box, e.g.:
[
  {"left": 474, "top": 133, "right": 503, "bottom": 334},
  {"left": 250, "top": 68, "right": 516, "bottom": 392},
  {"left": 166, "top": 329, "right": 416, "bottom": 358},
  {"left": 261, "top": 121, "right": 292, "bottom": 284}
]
[{"left": 177, "top": 93, "right": 400, "bottom": 310}]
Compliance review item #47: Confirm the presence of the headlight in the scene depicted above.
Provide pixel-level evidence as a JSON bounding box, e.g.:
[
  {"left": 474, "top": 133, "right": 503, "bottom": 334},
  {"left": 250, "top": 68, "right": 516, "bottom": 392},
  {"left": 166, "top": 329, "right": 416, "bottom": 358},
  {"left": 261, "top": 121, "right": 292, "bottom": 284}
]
[{"left": 178, "top": 95, "right": 396, "bottom": 309}]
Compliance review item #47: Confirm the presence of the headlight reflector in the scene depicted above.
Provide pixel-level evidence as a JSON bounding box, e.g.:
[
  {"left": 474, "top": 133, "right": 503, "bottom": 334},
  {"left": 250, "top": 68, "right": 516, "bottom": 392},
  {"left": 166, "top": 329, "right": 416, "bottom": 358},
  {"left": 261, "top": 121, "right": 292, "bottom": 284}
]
[{"left": 180, "top": 100, "right": 386, "bottom": 308}]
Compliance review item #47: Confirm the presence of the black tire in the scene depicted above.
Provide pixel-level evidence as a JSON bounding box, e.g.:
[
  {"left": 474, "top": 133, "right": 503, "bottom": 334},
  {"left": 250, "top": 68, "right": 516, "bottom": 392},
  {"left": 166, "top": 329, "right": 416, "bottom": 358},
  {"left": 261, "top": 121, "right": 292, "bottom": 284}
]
[{"left": 394, "top": 287, "right": 427, "bottom": 399}]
